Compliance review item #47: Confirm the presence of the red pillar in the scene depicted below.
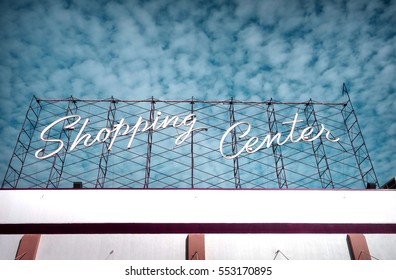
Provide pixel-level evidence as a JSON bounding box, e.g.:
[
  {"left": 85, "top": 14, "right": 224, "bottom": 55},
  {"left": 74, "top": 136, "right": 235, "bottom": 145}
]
[
  {"left": 187, "top": 234, "right": 205, "bottom": 260},
  {"left": 347, "top": 234, "right": 371, "bottom": 260},
  {"left": 15, "top": 234, "right": 41, "bottom": 260}
]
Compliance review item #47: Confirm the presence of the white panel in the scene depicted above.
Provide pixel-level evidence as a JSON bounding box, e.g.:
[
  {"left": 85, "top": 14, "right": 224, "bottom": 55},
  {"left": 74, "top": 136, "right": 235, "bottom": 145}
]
[
  {"left": 36, "top": 234, "right": 187, "bottom": 260},
  {"left": 365, "top": 234, "right": 396, "bottom": 260},
  {"left": 0, "top": 235, "right": 22, "bottom": 260},
  {"left": 205, "top": 234, "right": 351, "bottom": 260},
  {"left": 0, "top": 189, "right": 395, "bottom": 224}
]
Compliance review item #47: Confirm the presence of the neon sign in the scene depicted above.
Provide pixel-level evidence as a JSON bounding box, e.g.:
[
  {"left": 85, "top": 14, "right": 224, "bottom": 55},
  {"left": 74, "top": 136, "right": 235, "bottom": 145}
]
[
  {"left": 35, "top": 111, "right": 339, "bottom": 160},
  {"left": 219, "top": 112, "right": 339, "bottom": 159}
]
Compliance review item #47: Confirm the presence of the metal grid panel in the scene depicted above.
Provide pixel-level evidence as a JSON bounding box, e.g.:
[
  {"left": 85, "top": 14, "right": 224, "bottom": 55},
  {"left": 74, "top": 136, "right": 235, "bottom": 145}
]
[{"left": 2, "top": 93, "right": 377, "bottom": 189}]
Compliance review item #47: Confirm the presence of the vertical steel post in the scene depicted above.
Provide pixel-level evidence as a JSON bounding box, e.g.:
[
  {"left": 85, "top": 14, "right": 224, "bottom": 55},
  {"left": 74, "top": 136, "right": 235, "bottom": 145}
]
[
  {"left": 304, "top": 99, "right": 334, "bottom": 189},
  {"left": 46, "top": 97, "right": 78, "bottom": 188},
  {"left": 341, "top": 83, "right": 379, "bottom": 188},
  {"left": 191, "top": 98, "right": 195, "bottom": 189},
  {"left": 267, "top": 100, "right": 288, "bottom": 189},
  {"left": 95, "top": 97, "right": 117, "bottom": 188},
  {"left": 2, "top": 96, "right": 41, "bottom": 188},
  {"left": 143, "top": 97, "right": 155, "bottom": 189},
  {"left": 229, "top": 98, "right": 241, "bottom": 188}
]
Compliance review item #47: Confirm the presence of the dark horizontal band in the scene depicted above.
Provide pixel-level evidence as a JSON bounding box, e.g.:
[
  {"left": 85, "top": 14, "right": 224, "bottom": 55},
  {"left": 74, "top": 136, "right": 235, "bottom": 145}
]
[{"left": 1, "top": 223, "right": 396, "bottom": 234}]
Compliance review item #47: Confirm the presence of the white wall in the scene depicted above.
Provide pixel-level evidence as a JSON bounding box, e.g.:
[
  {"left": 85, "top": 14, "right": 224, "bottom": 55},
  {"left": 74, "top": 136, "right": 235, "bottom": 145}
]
[
  {"left": 2, "top": 233, "right": 396, "bottom": 260},
  {"left": 36, "top": 234, "right": 187, "bottom": 260},
  {"left": 0, "top": 235, "right": 22, "bottom": 260},
  {"left": 365, "top": 234, "right": 396, "bottom": 260},
  {"left": 0, "top": 189, "right": 395, "bottom": 224},
  {"left": 205, "top": 234, "right": 351, "bottom": 260},
  {"left": 0, "top": 189, "right": 395, "bottom": 259}
]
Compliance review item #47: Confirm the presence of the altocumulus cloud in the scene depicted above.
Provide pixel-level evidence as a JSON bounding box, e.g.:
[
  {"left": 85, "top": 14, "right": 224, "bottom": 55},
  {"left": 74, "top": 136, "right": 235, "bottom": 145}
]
[{"left": 0, "top": 0, "right": 395, "bottom": 185}]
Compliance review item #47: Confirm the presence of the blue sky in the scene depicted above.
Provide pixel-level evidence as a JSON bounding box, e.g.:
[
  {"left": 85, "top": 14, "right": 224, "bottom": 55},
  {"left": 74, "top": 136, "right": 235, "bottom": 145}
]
[{"left": 0, "top": 0, "right": 395, "bottom": 186}]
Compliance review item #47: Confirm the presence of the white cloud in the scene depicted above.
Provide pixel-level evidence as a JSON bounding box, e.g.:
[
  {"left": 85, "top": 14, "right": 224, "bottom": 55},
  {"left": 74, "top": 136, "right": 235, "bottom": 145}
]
[{"left": 0, "top": 0, "right": 395, "bottom": 186}]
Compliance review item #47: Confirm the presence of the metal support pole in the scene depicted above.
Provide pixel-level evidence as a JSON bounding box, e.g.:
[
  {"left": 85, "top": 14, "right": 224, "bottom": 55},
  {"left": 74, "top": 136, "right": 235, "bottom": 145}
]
[
  {"left": 95, "top": 97, "right": 117, "bottom": 188},
  {"left": 45, "top": 97, "right": 78, "bottom": 188},
  {"left": 229, "top": 98, "right": 242, "bottom": 188},
  {"left": 267, "top": 100, "right": 288, "bottom": 189},
  {"left": 304, "top": 99, "right": 334, "bottom": 189},
  {"left": 191, "top": 98, "right": 195, "bottom": 189},
  {"left": 143, "top": 97, "right": 155, "bottom": 189},
  {"left": 2, "top": 96, "right": 42, "bottom": 188},
  {"left": 341, "top": 83, "right": 379, "bottom": 188}
]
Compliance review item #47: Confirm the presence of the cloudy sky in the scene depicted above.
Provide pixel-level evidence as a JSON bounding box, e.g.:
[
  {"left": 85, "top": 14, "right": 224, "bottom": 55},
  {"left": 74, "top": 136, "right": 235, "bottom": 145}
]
[{"left": 0, "top": 0, "right": 395, "bottom": 187}]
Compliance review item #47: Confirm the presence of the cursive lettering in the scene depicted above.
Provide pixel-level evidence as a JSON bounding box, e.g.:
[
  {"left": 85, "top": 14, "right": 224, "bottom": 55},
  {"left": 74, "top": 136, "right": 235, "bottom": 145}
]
[
  {"left": 219, "top": 112, "right": 339, "bottom": 159},
  {"left": 35, "top": 112, "right": 207, "bottom": 159}
]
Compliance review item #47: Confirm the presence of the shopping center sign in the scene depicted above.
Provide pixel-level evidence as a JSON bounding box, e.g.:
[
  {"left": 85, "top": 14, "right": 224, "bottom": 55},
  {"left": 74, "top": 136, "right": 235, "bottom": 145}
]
[{"left": 35, "top": 111, "right": 339, "bottom": 160}]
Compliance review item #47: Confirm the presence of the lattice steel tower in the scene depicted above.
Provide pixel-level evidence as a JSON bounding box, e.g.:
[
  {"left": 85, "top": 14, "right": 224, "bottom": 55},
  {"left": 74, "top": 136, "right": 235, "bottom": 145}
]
[{"left": 2, "top": 84, "right": 378, "bottom": 189}]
